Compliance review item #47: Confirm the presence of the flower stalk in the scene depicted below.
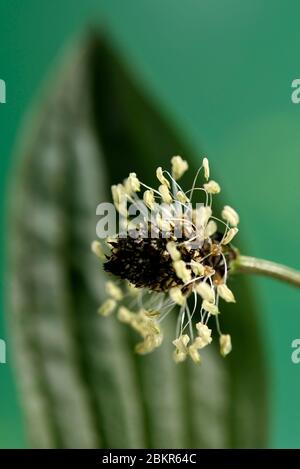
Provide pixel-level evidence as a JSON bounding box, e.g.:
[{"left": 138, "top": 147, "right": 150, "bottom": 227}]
[{"left": 232, "top": 255, "right": 300, "bottom": 288}]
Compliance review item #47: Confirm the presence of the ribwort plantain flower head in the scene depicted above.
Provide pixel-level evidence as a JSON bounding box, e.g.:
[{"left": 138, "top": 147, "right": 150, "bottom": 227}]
[{"left": 92, "top": 156, "right": 239, "bottom": 363}]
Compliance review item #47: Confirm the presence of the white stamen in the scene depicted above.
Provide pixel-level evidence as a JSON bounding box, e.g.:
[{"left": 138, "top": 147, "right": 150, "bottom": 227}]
[
  {"left": 222, "top": 205, "right": 239, "bottom": 227},
  {"left": 127, "top": 172, "right": 141, "bottom": 192},
  {"left": 222, "top": 227, "right": 239, "bottom": 245},
  {"left": 136, "top": 333, "right": 163, "bottom": 354},
  {"left": 158, "top": 184, "right": 173, "bottom": 204},
  {"left": 173, "top": 334, "right": 190, "bottom": 363},
  {"left": 196, "top": 282, "right": 215, "bottom": 303},
  {"left": 217, "top": 284, "right": 236, "bottom": 303},
  {"left": 203, "top": 180, "right": 221, "bottom": 194},
  {"left": 166, "top": 241, "right": 181, "bottom": 261},
  {"left": 203, "top": 157, "right": 210, "bottom": 180},
  {"left": 202, "top": 300, "right": 219, "bottom": 315},
  {"left": 196, "top": 322, "right": 213, "bottom": 346},
  {"left": 191, "top": 260, "right": 205, "bottom": 276},
  {"left": 169, "top": 287, "right": 186, "bottom": 306},
  {"left": 171, "top": 155, "right": 188, "bottom": 180},
  {"left": 111, "top": 184, "right": 124, "bottom": 206},
  {"left": 188, "top": 344, "right": 202, "bottom": 364},
  {"left": 194, "top": 205, "right": 212, "bottom": 229},
  {"left": 173, "top": 260, "right": 192, "bottom": 283},
  {"left": 105, "top": 281, "right": 123, "bottom": 301},
  {"left": 204, "top": 220, "right": 218, "bottom": 238},
  {"left": 176, "top": 191, "right": 189, "bottom": 204},
  {"left": 98, "top": 299, "right": 116, "bottom": 316},
  {"left": 219, "top": 334, "right": 232, "bottom": 357},
  {"left": 117, "top": 306, "right": 132, "bottom": 323},
  {"left": 91, "top": 240, "right": 105, "bottom": 260},
  {"left": 156, "top": 167, "right": 170, "bottom": 188},
  {"left": 143, "top": 189, "right": 155, "bottom": 209}
]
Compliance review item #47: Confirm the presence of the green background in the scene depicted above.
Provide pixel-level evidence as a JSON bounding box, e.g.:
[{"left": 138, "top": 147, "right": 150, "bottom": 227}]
[{"left": 0, "top": 0, "right": 300, "bottom": 448}]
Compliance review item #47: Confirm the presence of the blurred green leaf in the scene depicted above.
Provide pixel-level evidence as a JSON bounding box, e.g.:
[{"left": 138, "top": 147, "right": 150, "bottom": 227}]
[{"left": 7, "top": 34, "right": 268, "bottom": 448}]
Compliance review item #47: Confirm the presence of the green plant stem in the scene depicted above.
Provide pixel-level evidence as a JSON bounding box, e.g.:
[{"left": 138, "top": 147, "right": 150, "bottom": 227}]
[{"left": 233, "top": 255, "right": 300, "bottom": 288}]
